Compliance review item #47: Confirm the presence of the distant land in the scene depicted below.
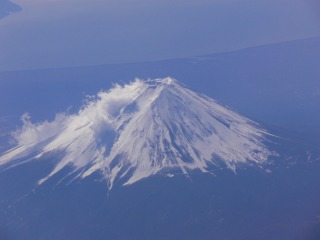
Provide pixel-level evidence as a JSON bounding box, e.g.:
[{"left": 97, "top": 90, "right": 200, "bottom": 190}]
[{"left": 0, "top": 0, "right": 21, "bottom": 19}]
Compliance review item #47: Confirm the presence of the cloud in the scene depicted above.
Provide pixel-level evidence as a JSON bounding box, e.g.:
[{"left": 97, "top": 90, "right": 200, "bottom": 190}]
[
  {"left": 11, "top": 80, "right": 145, "bottom": 147},
  {"left": 0, "top": 80, "right": 146, "bottom": 183},
  {"left": 13, "top": 112, "right": 68, "bottom": 146}
]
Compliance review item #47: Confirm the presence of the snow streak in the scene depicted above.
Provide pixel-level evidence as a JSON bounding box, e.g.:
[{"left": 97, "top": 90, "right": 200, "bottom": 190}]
[{"left": 0, "top": 78, "right": 273, "bottom": 188}]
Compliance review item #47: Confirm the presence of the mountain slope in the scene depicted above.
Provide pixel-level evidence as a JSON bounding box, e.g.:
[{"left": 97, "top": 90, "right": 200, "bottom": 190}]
[{"left": 0, "top": 78, "right": 273, "bottom": 188}]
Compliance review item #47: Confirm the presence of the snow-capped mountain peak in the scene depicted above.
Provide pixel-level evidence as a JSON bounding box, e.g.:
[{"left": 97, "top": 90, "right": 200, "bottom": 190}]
[{"left": 0, "top": 78, "right": 273, "bottom": 188}]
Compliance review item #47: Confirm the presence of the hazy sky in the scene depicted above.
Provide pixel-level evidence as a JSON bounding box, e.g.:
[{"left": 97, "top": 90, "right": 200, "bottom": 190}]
[{"left": 0, "top": 0, "right": 319, "bottom": 71}]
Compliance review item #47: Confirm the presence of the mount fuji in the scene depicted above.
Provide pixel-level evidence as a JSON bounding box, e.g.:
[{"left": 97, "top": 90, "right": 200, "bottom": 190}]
[
  {"left": 0, "top": 78, "right": 273, "bottom": 189},
  {"left": 1, "top": 38, "right": 320, "bottom": 240}
]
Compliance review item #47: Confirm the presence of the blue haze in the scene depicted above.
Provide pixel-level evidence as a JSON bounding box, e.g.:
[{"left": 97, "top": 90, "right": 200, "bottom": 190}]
[{"left": 0, "top": 0, "right": 319, "bottom": 70}]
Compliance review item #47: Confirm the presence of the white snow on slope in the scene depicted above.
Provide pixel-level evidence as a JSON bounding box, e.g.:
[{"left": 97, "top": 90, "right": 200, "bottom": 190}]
[{"left": 0, "top": 78, "right": 273, "bottom": 188}]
